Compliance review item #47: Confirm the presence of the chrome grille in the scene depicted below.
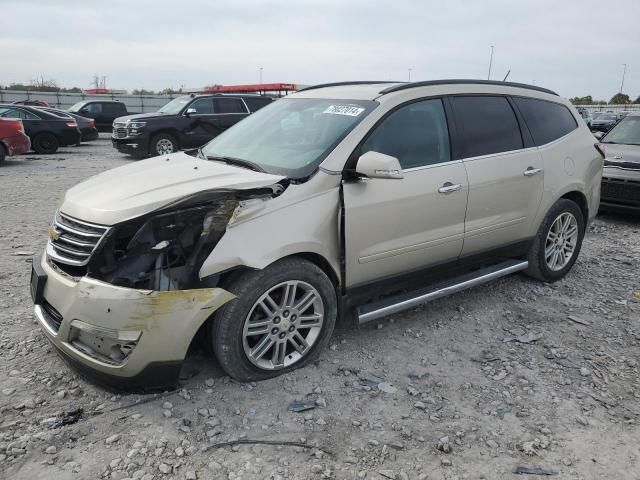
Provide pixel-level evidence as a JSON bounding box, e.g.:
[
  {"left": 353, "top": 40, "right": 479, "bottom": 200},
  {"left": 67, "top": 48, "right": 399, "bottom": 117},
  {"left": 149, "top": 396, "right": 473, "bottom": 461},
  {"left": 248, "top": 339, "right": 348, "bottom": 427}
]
[
  {"left": 47, "top": 211, "right": 110, "bottom": 266},
  {"left": 112, "top": 122, "right": 128, "bottom": 139}
]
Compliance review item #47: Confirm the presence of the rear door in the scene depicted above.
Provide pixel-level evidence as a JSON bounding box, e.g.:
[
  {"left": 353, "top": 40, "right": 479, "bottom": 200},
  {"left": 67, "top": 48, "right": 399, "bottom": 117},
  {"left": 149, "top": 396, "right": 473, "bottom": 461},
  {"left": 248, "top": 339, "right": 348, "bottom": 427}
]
[
  {"left": 212, "top": 97, "right": 249, "bottom": 130},
  {"left": 343, "top": 98, "right": 468, "bottom": 287},
  {"left": 450, "top": 95, "right": 544, "bottom": 255}
]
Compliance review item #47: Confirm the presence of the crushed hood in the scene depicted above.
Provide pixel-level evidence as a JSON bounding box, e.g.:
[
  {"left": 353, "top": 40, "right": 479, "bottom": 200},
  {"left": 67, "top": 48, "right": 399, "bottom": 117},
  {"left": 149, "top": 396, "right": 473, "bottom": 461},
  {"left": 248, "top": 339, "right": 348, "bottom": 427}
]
[{"left": 60, "top": 152, "right": 284, "bottom": 225}]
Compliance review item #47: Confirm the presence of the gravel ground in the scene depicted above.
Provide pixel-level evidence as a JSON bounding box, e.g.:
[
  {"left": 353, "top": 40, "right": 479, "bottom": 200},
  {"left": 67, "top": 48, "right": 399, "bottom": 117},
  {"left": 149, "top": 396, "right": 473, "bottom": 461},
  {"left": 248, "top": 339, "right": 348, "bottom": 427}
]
[{"left": 1, "top": 135, "right": 639, "bottom": 480}]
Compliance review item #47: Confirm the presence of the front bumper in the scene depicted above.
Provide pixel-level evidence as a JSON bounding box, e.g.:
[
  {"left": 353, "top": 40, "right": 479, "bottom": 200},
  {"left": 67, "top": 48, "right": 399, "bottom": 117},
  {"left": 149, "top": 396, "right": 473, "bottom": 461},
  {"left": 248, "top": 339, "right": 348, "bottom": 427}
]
[
  {"left": 112, "top": 135, "right": 150, "bottom": 156},
  {"left": 33, "top": 254, "right": 235, "bottom": 390},
  {"left": 600, "top": 167, "right": 640, "bottom": 213}
]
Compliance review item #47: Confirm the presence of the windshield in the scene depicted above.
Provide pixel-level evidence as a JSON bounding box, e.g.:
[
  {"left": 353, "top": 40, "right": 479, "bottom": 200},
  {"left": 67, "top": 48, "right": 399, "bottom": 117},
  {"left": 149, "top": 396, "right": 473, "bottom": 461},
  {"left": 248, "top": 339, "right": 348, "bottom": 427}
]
[
  {"left": 201, "top": 97, "right": 377, "bottom": 178},
  {"left": 158, "top": 96, "right": 192, "bottom": 114},
  {"left": 603, "top": 116, "right": 640, "bottom": 145}
]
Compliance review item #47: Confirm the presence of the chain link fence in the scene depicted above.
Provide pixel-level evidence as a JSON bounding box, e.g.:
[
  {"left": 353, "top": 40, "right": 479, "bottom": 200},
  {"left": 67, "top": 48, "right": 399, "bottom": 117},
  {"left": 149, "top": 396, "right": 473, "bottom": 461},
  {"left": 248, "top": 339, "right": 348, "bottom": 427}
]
[{"left": 0, "top": 90, "right": 179, "bottom": 113}]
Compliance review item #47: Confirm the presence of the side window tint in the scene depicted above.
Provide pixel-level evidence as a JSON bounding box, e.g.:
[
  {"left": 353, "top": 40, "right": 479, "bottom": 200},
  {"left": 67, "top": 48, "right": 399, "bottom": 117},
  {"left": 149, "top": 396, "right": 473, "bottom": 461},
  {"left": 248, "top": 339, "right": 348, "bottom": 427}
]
[
  {"left": 513, "top": 97, "right": 578, "bottom": 146},
  {"left": 451, "top": 96, "right": 523, "bottom": 158},
  {"left": 0, "top": 108, "right": 21, "bottom": 119},
  {"left": 361, "top": 99, "right": 451, "bottom": 169},
  {"left": 213, "top": 98, "right": 248, "bottom": 114},
  {"left": 189, "top": 98, "right": 214, "bottom": 114},
  {"left": 85, "top": 103, "right": 102, "bottom": 113},
  {"left": 243, "top": 97, "right": 272, "bottom": 112}
]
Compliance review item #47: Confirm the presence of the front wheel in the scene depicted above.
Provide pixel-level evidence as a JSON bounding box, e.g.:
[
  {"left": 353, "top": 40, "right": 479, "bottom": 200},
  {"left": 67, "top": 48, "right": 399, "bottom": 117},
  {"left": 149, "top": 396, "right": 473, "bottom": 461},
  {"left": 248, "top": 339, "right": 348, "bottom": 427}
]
[
  {"left": 524, "top": 199, "right": 585, "bottom": 282},
  {"left": 211, "top": 258, "right": 337, "bottom": 381},
  {"left": 150, "top": 133, "right": 177, "bottom": 157}
]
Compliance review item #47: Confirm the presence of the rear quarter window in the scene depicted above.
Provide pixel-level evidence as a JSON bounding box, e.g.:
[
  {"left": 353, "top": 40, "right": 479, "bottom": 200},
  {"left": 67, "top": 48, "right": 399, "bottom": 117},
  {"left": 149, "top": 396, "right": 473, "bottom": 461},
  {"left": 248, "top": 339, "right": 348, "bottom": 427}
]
[{"left": 513, "top": 97, "right": 578, "bottom": 146}]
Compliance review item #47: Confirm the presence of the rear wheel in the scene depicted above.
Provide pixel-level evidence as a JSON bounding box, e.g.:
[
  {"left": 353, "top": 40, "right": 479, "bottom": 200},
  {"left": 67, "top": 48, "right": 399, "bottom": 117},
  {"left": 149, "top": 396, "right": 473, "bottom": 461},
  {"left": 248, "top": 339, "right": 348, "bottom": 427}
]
[
  {"left": 525, "top": 199, "right": 585, "bottom": 282},
  {"left": 0, "top": 144, "right": 6, "bottom": 164},
  {"left": 150, "top": 133, "right": 177, "bottom": 157},
  {"left": 32, "top": 133, "right": 59, "bottom": 154},
  {"left": 211, "top": 258, "right": 337, "bottom": 381}
]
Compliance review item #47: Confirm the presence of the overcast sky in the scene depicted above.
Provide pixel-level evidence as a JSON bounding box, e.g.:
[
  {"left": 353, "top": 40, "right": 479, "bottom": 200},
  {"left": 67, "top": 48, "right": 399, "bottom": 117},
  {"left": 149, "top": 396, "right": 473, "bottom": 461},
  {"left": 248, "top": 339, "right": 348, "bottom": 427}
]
[{"left": 1, "top": 0, "right": 638, "bottom": 100}]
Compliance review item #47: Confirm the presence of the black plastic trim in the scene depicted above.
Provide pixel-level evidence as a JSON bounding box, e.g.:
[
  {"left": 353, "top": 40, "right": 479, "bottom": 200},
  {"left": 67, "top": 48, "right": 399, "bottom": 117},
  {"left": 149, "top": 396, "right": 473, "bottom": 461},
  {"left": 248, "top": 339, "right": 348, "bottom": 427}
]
[
  {"left": 379, "top": 79, "right": 558, "bottom": 96},
  {"left": 49, "top": 341, "right": 183, "bottom": 392},
  {"left": 343, "top": 238, "right": 532, "bottom": 310}
]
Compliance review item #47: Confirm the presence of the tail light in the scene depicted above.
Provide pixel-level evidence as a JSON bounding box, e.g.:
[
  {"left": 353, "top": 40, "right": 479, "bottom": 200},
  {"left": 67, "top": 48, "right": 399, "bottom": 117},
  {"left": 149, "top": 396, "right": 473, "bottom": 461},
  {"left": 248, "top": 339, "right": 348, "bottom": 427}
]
[
  {"left": 16, "top": 119, "right": 25, "bottom": 133},
  {"left": 88, "top": 119, "right": 95, "bottom": 128},
  {"left": 594, "top": 143, "right": 605, "bottom": 159},
  {"left": 65, "top": 121, "right": 78, "bottom": 128}
]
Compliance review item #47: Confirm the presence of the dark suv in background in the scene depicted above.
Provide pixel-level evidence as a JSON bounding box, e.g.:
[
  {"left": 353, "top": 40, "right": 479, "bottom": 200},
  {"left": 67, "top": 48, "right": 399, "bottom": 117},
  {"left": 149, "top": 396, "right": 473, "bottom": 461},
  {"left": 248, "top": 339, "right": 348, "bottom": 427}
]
[
  {"left": 69, "top": 100, "right": 133, "bottom": 131},
  {"left": 111, "top": 94, "right": 273, "bottom": 157}
]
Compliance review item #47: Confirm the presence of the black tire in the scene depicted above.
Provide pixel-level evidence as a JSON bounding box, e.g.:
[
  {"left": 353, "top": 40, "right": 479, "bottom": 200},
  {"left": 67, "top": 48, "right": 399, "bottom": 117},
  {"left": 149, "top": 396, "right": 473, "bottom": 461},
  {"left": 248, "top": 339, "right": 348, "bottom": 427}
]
[
  {"left": 0, "top": 144, "right": 6, "bottom": 164},
  {"left": 524, "top": 199, "right": 585, "bottom": 282},
  {"left": 211, "top": 258, "right": 337, "bottom": 382},
  {"left": 32, "top": 133, "right": 59, "bottom": 154},
  {"left": 150, "top": 133, "right": 178, "bottom": 157}
]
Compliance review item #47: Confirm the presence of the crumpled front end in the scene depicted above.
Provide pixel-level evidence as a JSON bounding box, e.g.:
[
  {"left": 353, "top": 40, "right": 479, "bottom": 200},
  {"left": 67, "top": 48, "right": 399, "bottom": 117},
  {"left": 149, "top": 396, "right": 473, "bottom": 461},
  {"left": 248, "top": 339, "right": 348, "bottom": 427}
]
[
  {"left": 34, "top": 255, "right": 235, "bottom": 390},
  {"left": 33, "top": 181, "right": 286, "bottom": 390}
]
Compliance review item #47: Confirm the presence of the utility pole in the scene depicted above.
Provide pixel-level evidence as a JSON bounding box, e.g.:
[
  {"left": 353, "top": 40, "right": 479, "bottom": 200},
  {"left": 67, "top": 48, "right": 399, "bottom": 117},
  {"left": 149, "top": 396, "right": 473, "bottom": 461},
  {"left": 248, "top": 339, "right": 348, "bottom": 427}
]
[
  {"left": 620, "top": 63, "right": 627, "bottom": 93},
  {"left": 408, "top": 68, "right": 412, "bottom": 82},
  {"left": 487, "top": 45, "right": 494, "bottom": 80}
]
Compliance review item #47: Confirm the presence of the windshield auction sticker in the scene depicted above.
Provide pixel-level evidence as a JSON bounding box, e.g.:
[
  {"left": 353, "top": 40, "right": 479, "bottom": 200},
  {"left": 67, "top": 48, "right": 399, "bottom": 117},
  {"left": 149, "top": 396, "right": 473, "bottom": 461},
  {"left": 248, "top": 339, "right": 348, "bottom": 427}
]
[{"left": 323, "top": 105, "right": 365, "bottom": 116}]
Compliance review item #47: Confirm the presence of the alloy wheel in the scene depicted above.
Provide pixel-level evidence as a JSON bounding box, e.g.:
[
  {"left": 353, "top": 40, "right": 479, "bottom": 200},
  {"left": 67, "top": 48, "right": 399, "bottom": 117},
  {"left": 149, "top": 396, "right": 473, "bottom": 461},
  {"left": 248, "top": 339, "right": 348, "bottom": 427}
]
[
  {"left": 242, "top": 280, "right": 324, "bottom": 370},
  {"left": 544, "top": 212, "right": 579, "bottom": 271}
]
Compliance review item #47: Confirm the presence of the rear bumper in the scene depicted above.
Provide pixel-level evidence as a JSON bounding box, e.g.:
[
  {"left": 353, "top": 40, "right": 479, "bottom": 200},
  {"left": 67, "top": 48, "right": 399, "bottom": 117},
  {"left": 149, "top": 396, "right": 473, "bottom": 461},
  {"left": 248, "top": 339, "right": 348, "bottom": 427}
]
[
  {"left": 112, "top": 135, "right": 150, "bottom": 156},
  {"left": 33, "top": 254, "right": 235, "bottom": 390},
  {"left": 59, "top": 129, "right": 82, "bottom": 146},
  {"left": 3, "top": 132, "right": 31, "bottom": 156},
  {"left": 81, "top": 128, "right": 99, "bottom": 142}
]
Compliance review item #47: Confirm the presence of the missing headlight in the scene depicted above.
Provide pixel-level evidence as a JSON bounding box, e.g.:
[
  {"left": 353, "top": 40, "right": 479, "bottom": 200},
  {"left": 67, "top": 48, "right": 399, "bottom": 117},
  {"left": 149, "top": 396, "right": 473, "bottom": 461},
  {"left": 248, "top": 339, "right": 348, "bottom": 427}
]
[{"left": 88, "top": 199, "right": 238, "bottom": 290}]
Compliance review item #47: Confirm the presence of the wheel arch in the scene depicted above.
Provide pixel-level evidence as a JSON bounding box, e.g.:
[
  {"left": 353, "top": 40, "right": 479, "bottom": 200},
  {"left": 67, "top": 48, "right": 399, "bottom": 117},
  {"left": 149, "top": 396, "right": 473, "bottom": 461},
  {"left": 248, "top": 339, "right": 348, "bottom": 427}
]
[{"left": 560, "top": 190, "right": 588, "bottom": 227}]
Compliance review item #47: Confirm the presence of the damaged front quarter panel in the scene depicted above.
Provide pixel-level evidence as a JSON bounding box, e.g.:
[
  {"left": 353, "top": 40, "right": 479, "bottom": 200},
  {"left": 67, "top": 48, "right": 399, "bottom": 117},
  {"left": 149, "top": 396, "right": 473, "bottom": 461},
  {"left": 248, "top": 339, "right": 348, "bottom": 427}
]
[{"left": 84, "top": 183, "right": 286, "bottom": 292}]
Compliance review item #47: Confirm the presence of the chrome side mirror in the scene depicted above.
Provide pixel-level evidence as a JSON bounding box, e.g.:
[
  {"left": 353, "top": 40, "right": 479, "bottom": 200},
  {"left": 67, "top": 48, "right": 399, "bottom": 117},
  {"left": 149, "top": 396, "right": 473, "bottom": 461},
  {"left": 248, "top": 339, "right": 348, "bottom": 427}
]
[
  {"left": 355, "top": 151, "right": 404, "bottom": 179},
  {"left": 185, "top": 108, "right": 197, "bottom": 116}
]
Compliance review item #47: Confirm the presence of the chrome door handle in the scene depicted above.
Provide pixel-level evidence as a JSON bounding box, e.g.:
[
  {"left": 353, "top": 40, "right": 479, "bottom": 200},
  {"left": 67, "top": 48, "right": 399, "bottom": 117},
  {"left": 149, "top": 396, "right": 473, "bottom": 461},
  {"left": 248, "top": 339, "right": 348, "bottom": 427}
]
[
  {"left": 523, "top": 167, "right": 543, "bottom": 177},
  {"left": 438, "top": 182, "right": 463, "bottom": 194}
]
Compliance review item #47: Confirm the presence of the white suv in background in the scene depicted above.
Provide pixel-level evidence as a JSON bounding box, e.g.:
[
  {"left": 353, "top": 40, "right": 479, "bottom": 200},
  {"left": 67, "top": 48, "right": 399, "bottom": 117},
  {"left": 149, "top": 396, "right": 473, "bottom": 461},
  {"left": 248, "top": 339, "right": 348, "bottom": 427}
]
[{"left": 31, "top": 80, "right": 602, "bottom": 389}]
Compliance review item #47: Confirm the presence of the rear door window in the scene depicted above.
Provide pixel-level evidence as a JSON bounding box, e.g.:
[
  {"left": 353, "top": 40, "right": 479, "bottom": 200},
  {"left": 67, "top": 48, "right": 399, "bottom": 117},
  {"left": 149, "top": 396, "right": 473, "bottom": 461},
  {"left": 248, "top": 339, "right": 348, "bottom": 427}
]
[
  {"left": 513, "top": 97, "right": 578, "bottom": 146},
  {"left": 361, "top": 98, "right": 451, "bottom": 169},
  {"left": 450, "top": 96, "right": 523, "bottom": 158},
  {"left": 0, "top": 107, "right": 40, "bottom": 120},
  {"left": 213, "top": 98, "right": 248, "bottom": 114}
]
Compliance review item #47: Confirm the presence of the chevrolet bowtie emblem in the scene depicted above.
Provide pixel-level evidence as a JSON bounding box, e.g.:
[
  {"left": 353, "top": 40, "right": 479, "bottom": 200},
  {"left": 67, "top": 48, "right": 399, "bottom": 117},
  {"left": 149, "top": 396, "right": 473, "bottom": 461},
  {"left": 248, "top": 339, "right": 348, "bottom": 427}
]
[
  {"left": 613, "top": 155, "right": 624, "bottom": 160},
  {"left": 48, "top": 226, "right": 60, "bottom": 241}
]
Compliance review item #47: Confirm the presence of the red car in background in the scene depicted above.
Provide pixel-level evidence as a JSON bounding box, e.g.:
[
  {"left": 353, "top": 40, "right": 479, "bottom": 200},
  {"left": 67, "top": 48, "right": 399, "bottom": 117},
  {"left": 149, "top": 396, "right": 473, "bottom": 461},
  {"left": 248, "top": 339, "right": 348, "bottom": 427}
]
[{"left": 0, "top": 118, "right": 31, "bottom": 163}]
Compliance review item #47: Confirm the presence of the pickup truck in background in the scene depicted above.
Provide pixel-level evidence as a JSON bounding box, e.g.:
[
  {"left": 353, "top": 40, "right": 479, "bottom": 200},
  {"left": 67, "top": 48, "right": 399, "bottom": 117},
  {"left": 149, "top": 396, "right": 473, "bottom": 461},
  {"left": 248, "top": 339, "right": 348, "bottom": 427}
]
[
  {"left": 69, "top": 100, "right": 138, "bottom": 131},
  {"left": 111, "top": 93, "right": 273, "bottom": 157}
]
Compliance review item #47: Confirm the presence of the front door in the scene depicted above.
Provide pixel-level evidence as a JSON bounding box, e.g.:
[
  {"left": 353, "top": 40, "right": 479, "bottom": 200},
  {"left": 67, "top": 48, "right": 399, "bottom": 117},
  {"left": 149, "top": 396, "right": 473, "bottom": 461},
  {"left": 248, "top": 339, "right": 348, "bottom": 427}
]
[
  {"left": 343, "top": 98, "right": 469, "bottom": 287},
  {"left": 449, "top": 95, "right": 544, "bottom": 255}
]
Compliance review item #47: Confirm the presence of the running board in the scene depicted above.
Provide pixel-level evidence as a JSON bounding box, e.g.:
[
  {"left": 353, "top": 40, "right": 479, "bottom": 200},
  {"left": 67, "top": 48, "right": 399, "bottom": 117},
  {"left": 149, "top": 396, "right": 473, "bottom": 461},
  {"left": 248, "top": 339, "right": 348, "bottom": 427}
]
[{"left": 356, "top": 259, "right": 528, "bottom": 324}]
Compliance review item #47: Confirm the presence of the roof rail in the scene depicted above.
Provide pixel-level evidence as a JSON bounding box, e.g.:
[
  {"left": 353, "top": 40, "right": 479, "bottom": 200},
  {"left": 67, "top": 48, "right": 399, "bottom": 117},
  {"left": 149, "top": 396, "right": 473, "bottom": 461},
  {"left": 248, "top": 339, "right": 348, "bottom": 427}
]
[
  {"left": 379, "top": 79, "right": 558, "bottom": 96},
  {"left": 297, "top": 81, "right": 402, "bottom": 92}
]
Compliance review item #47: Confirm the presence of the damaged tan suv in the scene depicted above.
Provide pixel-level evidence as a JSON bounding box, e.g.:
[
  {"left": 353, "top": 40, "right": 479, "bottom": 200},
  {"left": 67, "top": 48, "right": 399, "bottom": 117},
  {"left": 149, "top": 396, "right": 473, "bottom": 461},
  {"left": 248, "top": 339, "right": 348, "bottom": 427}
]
[{"left": 31, "top": 80, "right": 603, "bottom": 389}]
